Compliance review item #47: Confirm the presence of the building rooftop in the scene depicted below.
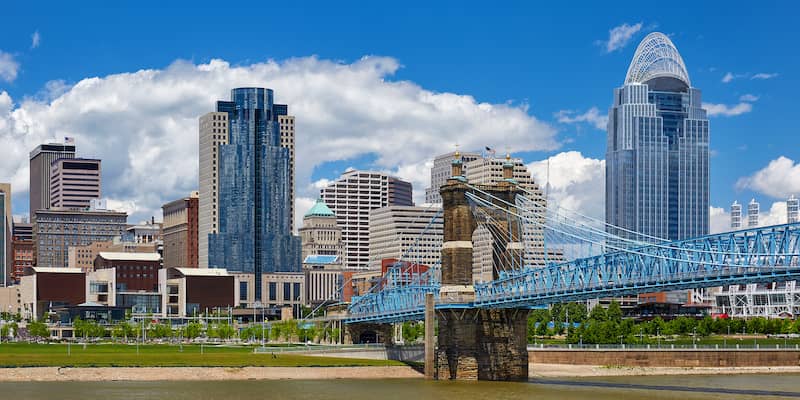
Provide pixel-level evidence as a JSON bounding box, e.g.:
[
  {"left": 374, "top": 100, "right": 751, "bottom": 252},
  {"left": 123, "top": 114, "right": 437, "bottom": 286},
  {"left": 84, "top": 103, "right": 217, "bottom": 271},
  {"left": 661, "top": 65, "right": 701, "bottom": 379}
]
[
  {"left": 28, "top": 267, "right": 84, "bottom": 274},
  {"left": 304, "top": 198, "right": 335, "bottom": 218},
  {"left": 625, "top": 32, "right": 690, "bottom": 87},
  {"left": 170, "top": 267, "right": 231, "bottom": 277},
  {"left": 303, "top": 255, "right": 340, "bottom": 265},
  {"left": 97, "top": 252, "right": 161, "bottom": 262}
]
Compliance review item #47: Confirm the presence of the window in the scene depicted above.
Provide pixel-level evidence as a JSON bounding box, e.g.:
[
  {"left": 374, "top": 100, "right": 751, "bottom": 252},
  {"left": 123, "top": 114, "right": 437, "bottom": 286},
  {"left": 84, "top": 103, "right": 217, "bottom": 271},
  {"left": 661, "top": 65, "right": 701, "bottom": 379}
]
[
  {"left": 268, "top": 282, "right": 276, "bottom": 301},
  {"left": 283, "top": 282, "right": 291, "bottom": 301},
  {"left": 240, "top": 281, "right": 248, "bottom": 301}
]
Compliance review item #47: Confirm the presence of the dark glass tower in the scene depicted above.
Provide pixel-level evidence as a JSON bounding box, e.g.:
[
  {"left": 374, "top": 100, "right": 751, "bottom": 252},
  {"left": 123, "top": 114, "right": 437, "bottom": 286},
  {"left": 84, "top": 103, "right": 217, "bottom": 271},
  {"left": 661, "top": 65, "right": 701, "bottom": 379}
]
[
  {"left": 606, "top": 33, "right": 710, "bottom": 242},
  {"left": 209, "top": 88, "right": 300, "bottom": 300}
]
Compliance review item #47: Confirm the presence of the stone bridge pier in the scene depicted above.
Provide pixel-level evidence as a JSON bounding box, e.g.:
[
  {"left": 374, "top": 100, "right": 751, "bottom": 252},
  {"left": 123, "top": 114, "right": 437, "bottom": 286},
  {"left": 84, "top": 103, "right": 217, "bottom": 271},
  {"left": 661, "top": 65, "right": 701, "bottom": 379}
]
[{"left": 432, "top": 153, "right": 530, "bottom": 381}]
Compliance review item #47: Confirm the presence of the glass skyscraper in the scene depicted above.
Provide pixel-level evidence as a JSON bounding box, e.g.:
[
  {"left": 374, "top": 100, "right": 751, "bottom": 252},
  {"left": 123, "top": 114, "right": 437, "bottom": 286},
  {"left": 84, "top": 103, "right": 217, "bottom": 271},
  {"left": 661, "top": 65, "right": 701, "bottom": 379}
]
[
  {"left": 208, "top": 88, "right": 300, "bottom": 300},
  {"left": 606, "top": 32, "right": 709, "bottom": 242}
]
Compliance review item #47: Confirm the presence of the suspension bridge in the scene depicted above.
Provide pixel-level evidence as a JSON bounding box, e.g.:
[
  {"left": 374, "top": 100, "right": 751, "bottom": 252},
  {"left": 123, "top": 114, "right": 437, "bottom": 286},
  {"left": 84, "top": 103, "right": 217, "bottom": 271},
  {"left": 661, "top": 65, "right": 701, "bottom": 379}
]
[{"left": 341, "top": 154, "right": 800, "bottom": 380}]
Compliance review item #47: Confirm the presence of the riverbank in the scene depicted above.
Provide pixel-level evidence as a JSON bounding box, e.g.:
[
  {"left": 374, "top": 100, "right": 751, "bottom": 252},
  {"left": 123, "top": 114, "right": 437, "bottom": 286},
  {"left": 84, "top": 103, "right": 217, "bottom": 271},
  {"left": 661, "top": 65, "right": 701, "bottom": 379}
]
[
  {"left": 530, "top": 363, "right": 800, "bottom": 377},
  {"left": 0, "top": 366, "right": 423, "bottom": 381}
]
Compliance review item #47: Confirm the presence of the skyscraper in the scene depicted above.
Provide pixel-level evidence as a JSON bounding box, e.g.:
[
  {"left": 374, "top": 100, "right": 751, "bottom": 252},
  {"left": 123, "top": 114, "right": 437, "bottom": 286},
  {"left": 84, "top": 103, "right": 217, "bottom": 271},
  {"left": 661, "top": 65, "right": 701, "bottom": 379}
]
[
  {"left": 199, "top": 93, "right": 296, "bottom": 267},
  {"left": 730, "top": 201, "right": 742, "bottom": 229},
  {"left": 606, "top": 32, "right": 709, "bottom": 241},
  {"left": 162, "top": 192, "right": 199, "bottom": 268},
  {"left": 49, "top": 158, "right": 101, "bottom": 209},
  {"left": 788, "top": 195, "right": 799, "bottom": 224},
  {"left": 206, "top": 88, "right": 300, "bottom": 301},
  {"left": 29, "top": 142, "right": 76, "bottom": 220},
  {"left": 425, "top": 151, "right": 481, "bottom": 204},
  {"left": 320, "top": 170, "right": 413, "bottom": 269},
  {"left": 0, "top": 184, "right": 10, "bottom": 286},
  {"left": 748, "top": 198, "right": 760, "bottom": 228}
]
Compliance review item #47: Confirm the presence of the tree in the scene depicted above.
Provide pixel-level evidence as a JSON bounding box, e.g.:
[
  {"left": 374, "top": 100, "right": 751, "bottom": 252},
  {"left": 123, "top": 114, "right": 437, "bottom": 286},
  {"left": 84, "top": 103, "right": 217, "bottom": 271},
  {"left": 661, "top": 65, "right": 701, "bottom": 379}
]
[
  {"left": 589, "top": 304, "right": 607, "bottom": 322},
  {"left": 607, "top": 301, "right": 623, "bottom": 324},
  {"left": 27, "top": 321, "right": 49, "bottom": 340},
  {"left": 113, "top": 322, "right": 136, "bottom": 340},
  {"left": 182, "top": 322, "right": 202, "bottom": 339}
]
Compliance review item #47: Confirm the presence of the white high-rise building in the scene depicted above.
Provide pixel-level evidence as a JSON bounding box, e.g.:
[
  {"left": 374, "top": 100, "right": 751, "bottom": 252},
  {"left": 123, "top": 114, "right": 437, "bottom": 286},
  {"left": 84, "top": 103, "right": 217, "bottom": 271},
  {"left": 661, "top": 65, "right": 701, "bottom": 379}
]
[
  {"left": 198, "top": 112, "right": 228, "bottom": 268},
  {"left": 368, "top": 205, "right": 443, "bottom": 270},
  {"left": 425, "top": 151, "right": 481, "bottom": 204},
  {"left": 730, "top": 201, "right": 742, "bottom": 229},
  {"left": 747, "top": 198, "right": 760, "bottom": 228},
  {"left": 320, "top": 171, "right": 413, "bottom": 270},
  {"left": 788, "top": 195, "right": 799, "bottom": 224},
  {"left": 198, "top": 106, "right": 296, "bottom": 267}
]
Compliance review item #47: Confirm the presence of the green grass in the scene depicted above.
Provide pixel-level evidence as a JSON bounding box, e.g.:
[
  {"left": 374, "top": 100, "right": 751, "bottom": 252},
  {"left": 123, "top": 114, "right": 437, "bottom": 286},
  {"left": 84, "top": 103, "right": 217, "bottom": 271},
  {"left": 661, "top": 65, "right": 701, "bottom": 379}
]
[{"left": 0, "top": 343, "right": 406, "bottom": 368}]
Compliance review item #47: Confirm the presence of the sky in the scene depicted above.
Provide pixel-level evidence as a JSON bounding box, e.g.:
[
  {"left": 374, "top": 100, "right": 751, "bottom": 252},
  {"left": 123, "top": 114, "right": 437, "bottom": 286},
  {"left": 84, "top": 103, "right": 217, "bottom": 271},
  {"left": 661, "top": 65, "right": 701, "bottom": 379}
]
[{"left": 0, "top": 1, "right": 798, "bottom": 233}]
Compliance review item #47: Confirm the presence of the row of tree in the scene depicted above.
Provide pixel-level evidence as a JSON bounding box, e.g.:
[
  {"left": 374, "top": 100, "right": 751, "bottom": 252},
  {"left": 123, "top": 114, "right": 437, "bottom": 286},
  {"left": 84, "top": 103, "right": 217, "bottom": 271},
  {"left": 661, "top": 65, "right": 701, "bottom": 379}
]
[{"left": 528, "top": 301, "right": 800, "bottom": 344}]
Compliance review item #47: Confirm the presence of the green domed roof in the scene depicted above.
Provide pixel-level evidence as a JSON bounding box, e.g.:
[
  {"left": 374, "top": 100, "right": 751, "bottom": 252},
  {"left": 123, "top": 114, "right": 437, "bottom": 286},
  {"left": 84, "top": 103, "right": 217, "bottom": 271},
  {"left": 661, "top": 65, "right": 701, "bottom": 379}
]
[{"left": 305, "top": 198, "right": 335, "bottom": 217}]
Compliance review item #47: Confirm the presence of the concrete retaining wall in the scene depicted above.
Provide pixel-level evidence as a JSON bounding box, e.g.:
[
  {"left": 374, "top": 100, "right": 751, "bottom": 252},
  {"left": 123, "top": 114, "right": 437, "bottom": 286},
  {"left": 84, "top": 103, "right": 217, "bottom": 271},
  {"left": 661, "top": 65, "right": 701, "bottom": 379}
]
[{"left": 529, "top": 349, "right": 800, "bottom": 367}]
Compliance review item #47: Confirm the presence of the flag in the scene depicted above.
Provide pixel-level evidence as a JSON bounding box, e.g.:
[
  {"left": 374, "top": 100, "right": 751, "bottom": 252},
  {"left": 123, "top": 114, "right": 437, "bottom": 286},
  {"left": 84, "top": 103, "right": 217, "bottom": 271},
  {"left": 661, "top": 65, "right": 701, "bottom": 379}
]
[{"left": 64, "top": 137, "right": 75, "bottom": 145}]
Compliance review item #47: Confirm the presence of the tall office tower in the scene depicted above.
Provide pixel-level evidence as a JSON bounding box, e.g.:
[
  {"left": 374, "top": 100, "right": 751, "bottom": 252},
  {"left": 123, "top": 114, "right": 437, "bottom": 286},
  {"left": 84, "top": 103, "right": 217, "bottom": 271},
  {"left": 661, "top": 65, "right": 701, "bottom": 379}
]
[
  {"left": 368, "top": 205, "right": 443, "bottom": 270},
  {"left": 464, "top": 156, "right": 547, "bottom": 271},
  {"left": 29, "top": 141, "right": 76, "bottom": 220},
  {"left": 299, "top": 198, "right": 344, "bottom": 263},
  {"left": 425, "top": 151, "right": 481, "bottom": 204},
  {"left": 747, "top": 198, "right": 760, "bottom": 228},
  {"left": 606, "top": 32, "right": 709, "bottom": 242},
  {"left": 162, "top": 192, "right": 199, "bottom": 268},
  {"left": 49, "top": 158, "right": 101, "bottom": 209},
  {"left": 33, "top": 205, "right": 128, "bottom": 269},
  {"left": 320, "top": 171, "right": 414, "bottom": 269},
  {"left": 788, "top": 195, "right": 800, "bottom": 224},
  {"left": 730, "top": 201, "right": 742, "bottom": 229},
  {"left": 275, "top": 105, "right": 296, "bottom": 232},
  {"left": 207, "top": 88, "right": 301, "bottom": 301},
  {"left": 198, "top": 111, "right": 228, "bottom": 268},
  {"left": 0, "top": 184, "right": 9, "bottom": 286}
]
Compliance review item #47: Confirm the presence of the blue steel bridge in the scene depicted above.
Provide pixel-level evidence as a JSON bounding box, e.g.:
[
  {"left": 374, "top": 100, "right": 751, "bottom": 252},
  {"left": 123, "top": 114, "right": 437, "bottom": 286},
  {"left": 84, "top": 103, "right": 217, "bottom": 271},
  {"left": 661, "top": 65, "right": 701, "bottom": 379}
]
[{"left": 346, "top": 183, "right": 800, "bottom": 324}]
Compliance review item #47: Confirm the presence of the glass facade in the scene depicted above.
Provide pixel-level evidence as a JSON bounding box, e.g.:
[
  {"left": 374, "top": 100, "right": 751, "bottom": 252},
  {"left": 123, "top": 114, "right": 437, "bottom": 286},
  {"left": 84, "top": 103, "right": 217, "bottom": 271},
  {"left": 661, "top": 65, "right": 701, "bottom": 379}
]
[
  {"left": 208, "top": 88, "right": 301, "bottom": 301},
  {"left": 606, "top": 33, "right": 709, "bottom": 242}
]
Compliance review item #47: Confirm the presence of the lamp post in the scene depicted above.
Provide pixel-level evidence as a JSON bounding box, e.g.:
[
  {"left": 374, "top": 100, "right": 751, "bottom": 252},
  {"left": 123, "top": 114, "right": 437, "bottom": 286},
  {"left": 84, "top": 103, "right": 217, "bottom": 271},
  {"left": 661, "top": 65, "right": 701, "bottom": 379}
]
[
  {"left": 692, "top": 327, "right": 697, "bottom": 347},
  {"left": 657, "top": 328, "right": 660, "bottom": 348}
]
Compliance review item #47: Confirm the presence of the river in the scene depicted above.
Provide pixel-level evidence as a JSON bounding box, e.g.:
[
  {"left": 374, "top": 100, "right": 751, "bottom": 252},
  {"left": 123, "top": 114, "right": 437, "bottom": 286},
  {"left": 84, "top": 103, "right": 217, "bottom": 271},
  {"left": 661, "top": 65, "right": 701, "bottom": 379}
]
[{"left": 2, "top": 374, "right": 798, "bottom": 399}]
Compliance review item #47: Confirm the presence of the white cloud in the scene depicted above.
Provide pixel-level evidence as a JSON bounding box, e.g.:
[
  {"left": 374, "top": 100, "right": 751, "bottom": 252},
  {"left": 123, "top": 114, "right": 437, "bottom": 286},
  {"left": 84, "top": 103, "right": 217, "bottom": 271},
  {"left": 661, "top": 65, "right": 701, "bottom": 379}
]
[
  {"left": 736, "top": 156, "right": 800, "bottom": 199},
  {"left": 703, "top": 102, "right": 753, "bottom": 117},
  {"left": 526, "top": 151, "right": 605, "bottom": 220},
  {"left": 295, "top": 196, "right": 317, "bottom": 233},
  {"left": 0, "top": 56, "right": 559, "bottom": 226},
  {"left": 709, "top": 206, "right": 730, "bottom": 234},
  {"left": 721, "top": 72, "right": 735, "bottom": 83},
  {"left": 554, "top": 107, "right": 608, "bottom": 130},
  {"left": 0, "top": 51, "right": 19, "bottom": 82},
  {"left": 31, "top": 31, "right": 41, "bottom": 49},
  {"left": 739, "top": 94, "right": 759, "bottom": 102},
  {"left": 601, "top": 22, "right": 643, "bottom": 53},
  {"left": 752, "top": 72, "right": 778, "bottom": 80}
]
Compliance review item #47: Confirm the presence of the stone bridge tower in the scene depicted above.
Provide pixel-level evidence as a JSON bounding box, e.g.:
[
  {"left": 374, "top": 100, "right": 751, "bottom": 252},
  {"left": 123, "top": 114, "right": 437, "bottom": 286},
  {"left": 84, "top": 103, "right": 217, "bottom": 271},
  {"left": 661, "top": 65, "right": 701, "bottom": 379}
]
[{"left": 435, "top": 152, "right": 530, "bottom": 381}]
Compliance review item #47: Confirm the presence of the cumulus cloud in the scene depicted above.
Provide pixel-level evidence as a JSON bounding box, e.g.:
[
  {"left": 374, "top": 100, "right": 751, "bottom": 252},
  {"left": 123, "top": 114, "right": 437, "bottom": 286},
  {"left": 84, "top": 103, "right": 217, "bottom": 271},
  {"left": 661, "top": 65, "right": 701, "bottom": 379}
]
[
  {"left": 736, "top": 156, "right": 800, "bottom": 199},
  {"left": 0, "top": 51, "right": 19, "bottom": 82},
  {"left": 721, "top": 72, "right": 735, "bottom": 83},
  {"left": 526, "top": 151, "right": 605, "bottom": 220},
  {"left": 554, "top": 107, "right": 608, "bottom": 130},
  {"left": 703, "top": 102, "right": 752, "bottom": 117},
  {"left": 31, "top": 31, "right": 41, "bottom": 49},
  {"left": 703, "top": 92, "right": 758, "bottom": 117},
  {"left": 600, "top": 22, "right": 643, "bottom": 53},
  {"left": 0, "top": 56, "right": 559, "bottom": 225},
  {"left": 739, "top": 94, "right": 759, "bottom": 102},
  {"left": 752, "top": 72, "right": 778, "bottom": 80}
]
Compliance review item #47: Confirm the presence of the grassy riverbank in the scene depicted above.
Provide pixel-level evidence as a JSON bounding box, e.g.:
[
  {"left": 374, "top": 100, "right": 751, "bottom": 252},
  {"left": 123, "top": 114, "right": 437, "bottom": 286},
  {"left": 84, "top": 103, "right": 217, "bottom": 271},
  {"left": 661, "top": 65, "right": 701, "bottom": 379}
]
[{"left": 0, "top": 343, "right": 405, "bottom": 368}]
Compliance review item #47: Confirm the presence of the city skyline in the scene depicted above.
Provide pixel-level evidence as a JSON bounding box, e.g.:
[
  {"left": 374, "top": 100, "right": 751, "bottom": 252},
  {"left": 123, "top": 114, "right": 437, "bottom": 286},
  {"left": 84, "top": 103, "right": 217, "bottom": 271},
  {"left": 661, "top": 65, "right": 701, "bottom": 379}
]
[{"left": 0, "top": 3, "right": 797, "bottom": 235}]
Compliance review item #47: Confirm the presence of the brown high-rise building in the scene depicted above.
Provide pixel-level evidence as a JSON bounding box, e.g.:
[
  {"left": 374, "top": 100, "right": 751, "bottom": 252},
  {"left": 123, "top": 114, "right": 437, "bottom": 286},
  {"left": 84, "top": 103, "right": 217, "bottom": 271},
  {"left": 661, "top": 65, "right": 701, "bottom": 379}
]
[
  {"left": 50, "top": 158, "right": 101, "bottom": 209},
  {"left": 29, "top": 142, "right": 76, "bottom": 220},
  {"left": 162, "top": 192, "right": 199, "bottom": 268}
]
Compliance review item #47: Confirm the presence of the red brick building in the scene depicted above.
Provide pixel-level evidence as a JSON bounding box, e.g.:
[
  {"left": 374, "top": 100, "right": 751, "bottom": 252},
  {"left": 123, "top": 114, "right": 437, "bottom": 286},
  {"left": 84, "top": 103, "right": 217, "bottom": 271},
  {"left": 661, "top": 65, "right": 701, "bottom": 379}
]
[
  {"left": 94, "top": 252, "right": 161, "bottom": 292},
  {"left": 161, "top": 193, "right": 199, "bottom": 268},
  {"left": 11, "top": 239, "right": 34, "bottom": 283}
]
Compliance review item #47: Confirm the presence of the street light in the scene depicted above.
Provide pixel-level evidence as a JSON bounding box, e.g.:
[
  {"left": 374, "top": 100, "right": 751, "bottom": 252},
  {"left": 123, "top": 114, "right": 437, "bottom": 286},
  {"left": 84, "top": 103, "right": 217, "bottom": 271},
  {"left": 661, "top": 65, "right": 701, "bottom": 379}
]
[{"left": 692, "top": 327, "right": 697, "bottom": 347}]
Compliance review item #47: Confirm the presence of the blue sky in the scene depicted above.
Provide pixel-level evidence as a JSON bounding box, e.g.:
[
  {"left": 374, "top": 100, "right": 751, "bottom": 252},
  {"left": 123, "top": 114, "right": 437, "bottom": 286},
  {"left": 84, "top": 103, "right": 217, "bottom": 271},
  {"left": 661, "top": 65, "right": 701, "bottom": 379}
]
[{"left": 0, "top": 1, "right": 798, "bottom": 230}]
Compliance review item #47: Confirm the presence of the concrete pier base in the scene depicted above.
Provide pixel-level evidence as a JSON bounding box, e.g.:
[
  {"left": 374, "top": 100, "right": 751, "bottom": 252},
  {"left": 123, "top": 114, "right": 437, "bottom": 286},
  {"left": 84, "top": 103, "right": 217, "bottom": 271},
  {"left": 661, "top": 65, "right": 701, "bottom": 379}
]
[{"left": 436, "top": 308, "right": 529, "bottom": 381}]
